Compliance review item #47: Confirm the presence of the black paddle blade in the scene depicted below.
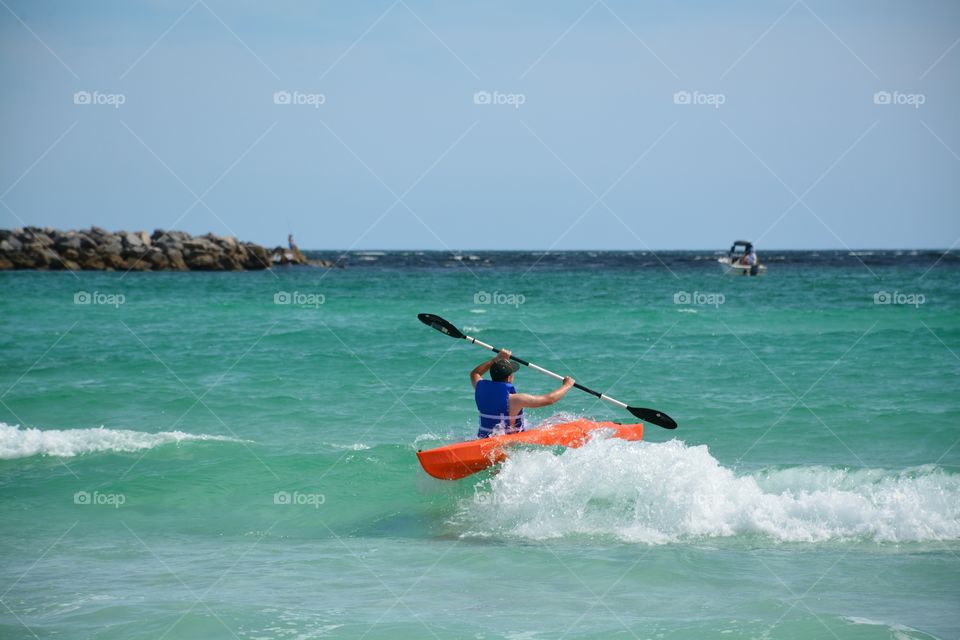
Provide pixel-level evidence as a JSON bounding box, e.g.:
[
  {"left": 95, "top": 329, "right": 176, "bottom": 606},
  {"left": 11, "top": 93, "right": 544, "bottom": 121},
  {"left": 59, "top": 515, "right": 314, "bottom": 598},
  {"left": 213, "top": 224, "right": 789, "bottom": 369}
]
[
  {"left": 628, "top": 406, "right": 677, "bottom": 429},
  {"left": 417, "top": 313, "right": 466, "bottom": 339}
]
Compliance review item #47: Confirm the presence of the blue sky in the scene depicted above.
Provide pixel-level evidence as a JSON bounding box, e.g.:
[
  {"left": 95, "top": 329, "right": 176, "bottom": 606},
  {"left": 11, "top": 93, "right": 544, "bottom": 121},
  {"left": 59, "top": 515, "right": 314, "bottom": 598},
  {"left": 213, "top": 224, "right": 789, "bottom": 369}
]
[{"left": 1, "top": 0, "right": 958, "bottom": 249}]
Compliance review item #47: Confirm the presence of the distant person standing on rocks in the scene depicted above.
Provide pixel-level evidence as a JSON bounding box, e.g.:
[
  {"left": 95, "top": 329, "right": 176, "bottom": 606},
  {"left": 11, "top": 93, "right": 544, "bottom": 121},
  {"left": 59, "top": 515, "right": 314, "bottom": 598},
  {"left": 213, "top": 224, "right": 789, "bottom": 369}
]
[{"left": 288, "top": 234, "right": 296, "bottom": 250}]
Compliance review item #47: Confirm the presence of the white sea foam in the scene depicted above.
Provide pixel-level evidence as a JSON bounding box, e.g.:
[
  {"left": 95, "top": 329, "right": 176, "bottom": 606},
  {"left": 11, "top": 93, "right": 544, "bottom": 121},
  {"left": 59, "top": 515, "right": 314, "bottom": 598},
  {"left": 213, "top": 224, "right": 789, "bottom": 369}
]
[
  {"left": 845, "top": 617, "right": 938, "bottom": 639},
  {"left": 461, "top": 435, "right": 960, "bottom": 544},
  {"left": 326, "top": 442, "right": 371, "bottom": 451},
  {"left": 0, "top": 423, "right": 247, "bottom": 459},
  {"left": 413, "top": 433, "right": 443, "bottom": 442}
]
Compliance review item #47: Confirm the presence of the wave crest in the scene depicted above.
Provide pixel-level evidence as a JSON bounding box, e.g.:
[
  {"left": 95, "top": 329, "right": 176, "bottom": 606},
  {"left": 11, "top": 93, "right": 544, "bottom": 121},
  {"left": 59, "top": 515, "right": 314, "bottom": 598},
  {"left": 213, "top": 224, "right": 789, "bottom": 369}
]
[
  {"left": 0, "top": 423, "right": 246, "bottom": 459},
  {"left": 460, "top": 436, "right": 960, "bottom": 544}
]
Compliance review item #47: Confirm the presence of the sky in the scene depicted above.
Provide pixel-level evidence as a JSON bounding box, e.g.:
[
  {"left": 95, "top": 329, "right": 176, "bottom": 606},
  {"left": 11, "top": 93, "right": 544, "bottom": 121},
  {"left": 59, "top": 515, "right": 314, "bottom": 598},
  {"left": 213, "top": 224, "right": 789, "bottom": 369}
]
[{"left": 1, "top": 0, "right": 958, "bottom": 250}]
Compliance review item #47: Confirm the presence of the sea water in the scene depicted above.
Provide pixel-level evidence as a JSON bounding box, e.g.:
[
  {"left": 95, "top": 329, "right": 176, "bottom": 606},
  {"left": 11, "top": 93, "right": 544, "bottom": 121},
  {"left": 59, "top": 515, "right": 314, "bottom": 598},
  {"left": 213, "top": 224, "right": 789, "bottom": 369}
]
[{"left": 1, "top": 250, "right": 958, "bottom": 639}]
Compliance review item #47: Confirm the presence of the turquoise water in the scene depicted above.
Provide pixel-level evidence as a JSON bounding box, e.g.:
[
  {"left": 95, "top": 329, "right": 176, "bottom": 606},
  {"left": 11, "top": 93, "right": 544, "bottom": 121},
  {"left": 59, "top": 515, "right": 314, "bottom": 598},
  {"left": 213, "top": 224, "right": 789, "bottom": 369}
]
[{"left": 1, "top": 252, "right": 958, "bottom": 639}]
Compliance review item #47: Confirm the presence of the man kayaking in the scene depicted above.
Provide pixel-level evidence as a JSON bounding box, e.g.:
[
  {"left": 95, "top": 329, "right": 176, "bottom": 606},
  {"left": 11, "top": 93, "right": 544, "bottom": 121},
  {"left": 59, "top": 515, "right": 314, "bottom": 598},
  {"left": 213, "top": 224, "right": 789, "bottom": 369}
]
[{"left": 470, "top": 350, "right": 575, "bottom": 438}]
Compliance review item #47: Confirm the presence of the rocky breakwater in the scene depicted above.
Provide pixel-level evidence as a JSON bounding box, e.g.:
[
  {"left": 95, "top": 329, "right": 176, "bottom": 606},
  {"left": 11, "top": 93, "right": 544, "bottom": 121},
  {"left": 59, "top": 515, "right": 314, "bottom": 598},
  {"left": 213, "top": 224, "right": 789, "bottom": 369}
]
[{"left": 0, "top": 227, "right": 334, "bottom": 271}]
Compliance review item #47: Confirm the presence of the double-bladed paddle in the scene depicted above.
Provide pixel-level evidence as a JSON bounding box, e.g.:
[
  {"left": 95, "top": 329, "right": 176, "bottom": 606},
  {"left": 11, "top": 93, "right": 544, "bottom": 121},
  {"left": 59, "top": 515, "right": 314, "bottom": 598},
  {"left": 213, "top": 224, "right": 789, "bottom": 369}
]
[{"left": 417, "top": 313, "right": 678, "bottom": 429}]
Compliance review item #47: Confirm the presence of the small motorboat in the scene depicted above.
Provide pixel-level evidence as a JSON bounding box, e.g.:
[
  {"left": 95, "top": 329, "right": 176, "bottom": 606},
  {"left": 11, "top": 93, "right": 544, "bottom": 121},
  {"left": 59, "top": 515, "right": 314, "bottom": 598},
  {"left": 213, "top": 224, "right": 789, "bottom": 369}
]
[{"left": 719, "top": 240, "right": 766, "bottom": 276}]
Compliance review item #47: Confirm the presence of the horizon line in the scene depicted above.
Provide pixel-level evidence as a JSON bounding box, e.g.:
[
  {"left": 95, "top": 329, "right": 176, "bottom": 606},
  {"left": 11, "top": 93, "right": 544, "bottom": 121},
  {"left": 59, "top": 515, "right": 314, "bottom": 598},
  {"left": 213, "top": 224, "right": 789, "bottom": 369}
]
[{"left": 298, "top": 247, "right": 956, "bottom": 252}]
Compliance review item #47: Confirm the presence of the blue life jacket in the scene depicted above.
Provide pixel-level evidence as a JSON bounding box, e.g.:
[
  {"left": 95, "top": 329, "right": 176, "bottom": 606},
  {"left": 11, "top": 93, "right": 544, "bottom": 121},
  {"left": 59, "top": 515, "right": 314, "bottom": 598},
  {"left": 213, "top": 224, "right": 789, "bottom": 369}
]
[{"left": 475, "top": 379, "right": 524, "bottom": 438}]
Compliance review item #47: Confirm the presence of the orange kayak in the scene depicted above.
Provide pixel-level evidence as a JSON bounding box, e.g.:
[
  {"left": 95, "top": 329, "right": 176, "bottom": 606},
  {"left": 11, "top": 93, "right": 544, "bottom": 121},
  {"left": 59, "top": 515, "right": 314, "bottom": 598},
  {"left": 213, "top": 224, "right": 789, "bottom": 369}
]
[{"left": 416, "top": 419, "right": 644, "bottom": 480}]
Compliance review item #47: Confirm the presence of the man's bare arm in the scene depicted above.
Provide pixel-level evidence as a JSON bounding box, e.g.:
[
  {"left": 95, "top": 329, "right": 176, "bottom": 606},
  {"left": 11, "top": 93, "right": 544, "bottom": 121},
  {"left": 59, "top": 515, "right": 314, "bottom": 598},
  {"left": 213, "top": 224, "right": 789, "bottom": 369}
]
[{"left": 509, "top": 376, "right": 575, "bottom": 411}]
